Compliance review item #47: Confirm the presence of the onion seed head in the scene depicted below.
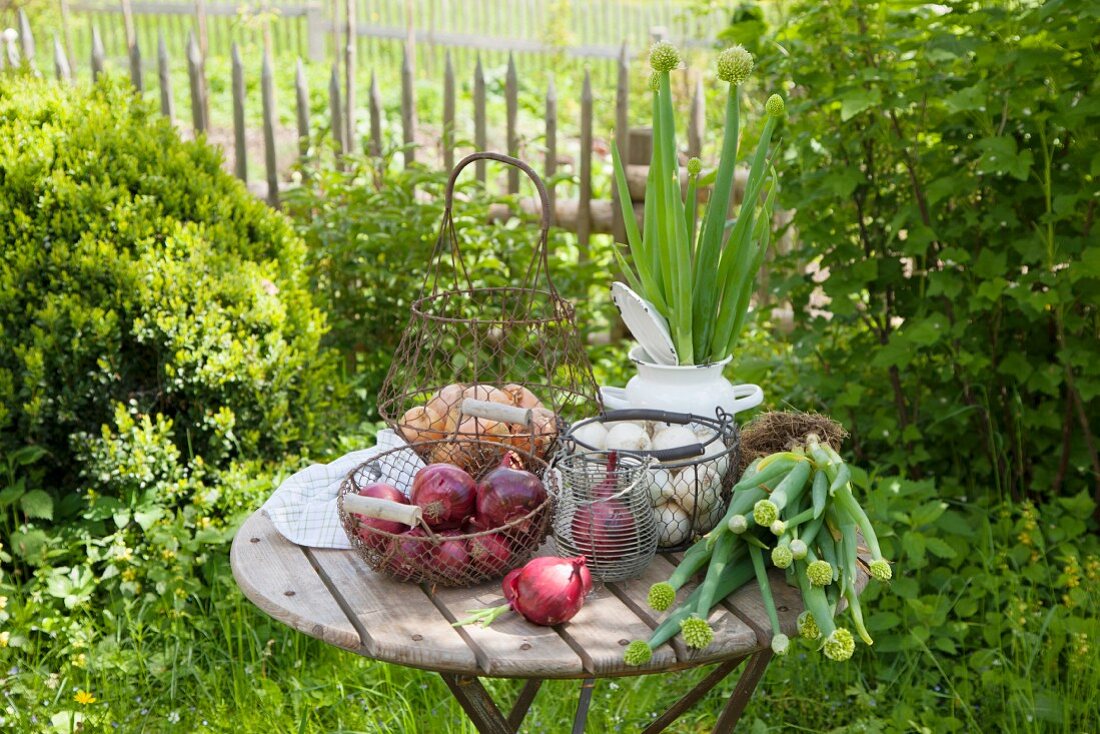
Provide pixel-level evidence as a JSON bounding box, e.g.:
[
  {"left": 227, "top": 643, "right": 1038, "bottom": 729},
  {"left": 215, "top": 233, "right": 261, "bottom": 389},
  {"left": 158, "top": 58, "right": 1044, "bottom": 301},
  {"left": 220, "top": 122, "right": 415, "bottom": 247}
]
[
  {"left": 647, "top": 71, "right": 661, "bottom": 92},
  {"left": 790, "top": 539, "right": 808, "bottom": 560},
  {"left": 687, "top": 157, "right": 702, "bottom": 177},
  {"left": 771, "top": 633, "right": 791, "bottom": 656},
  {"left": 623, "top": 640, "right": 652, "bottom": 666},
  {"left": 869, "top": 559, "right": 893, "bottom": 582},
  {"left": 766, "top": 93, "right": 786, "bottom": 117},
  {"left": 807, "top": 559, "right": 834, "bottom": 587},
  {"left": 753, "top": 499, "right": 779, "bottom": 527},
  {"left": 679, "top": 616, "right": 714, "bottom": 649},
  {"left": 823, "top": 628, "right": 855, "bottom": 661},
  {"left": 647, "top": 582, "right": 675, "bottom": 612},
  {"left": 716, "top": 45, "right": 753, "bottom": 85},
  {"left": 728, "top": 514, "right": 749, "bottom": 534},
  {"left": 797, "top": 611, "right": 821, "bottom": 640},
  {"left": 771, "top": 545, "right": 793, "bottom": 569},
  {"left": 649, "top": 41, "right": 681, "bottom": 72}
]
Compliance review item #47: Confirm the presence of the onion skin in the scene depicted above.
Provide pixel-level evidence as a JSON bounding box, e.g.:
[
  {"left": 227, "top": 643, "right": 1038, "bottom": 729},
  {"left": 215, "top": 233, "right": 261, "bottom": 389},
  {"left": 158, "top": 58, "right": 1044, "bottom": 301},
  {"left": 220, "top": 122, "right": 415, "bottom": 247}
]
[
  {"left": 433, "top": 531, "right": 471, "bottom": 577},
  {"left": 353, "top": 483, "right": 410, "bottom": 550},
  {"left": 387, "top": 527, "right": 430, "bottom": 581},
  {"left": 410, "top": 463, "right": 477, "bottom": 530},
  {"left": 503, "top": 384, "right": 543, "bottom": 410},
  {"left": 571, "top": 451, "right": 636, "bottom": 561},
  {"left": 468, "top": 532, "right": 512, "bottom": 576},
  {"left": 509, "top": 556, "right": 591, "bottom": 626},
  {"left": 476, "top": 457, "right": 548, "bottom": 529},
  {"left": 398, "top": 405, "right": 445, "bottom": 444}
]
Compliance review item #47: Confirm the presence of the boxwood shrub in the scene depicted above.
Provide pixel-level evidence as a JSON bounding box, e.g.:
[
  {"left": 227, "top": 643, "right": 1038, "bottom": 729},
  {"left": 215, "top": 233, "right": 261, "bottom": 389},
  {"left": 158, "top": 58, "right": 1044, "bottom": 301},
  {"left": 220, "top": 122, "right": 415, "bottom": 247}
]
[{"left": 0, "top": 74, "right": 342, "bottom": 489}]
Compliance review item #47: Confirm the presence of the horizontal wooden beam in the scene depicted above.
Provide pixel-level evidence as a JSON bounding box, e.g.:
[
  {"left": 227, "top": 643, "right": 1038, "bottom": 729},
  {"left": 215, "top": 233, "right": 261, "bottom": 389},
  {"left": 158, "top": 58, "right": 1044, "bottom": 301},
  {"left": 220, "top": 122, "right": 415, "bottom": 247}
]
[{"left": 70, "top": 1, "right": 320, "bottom": 19}]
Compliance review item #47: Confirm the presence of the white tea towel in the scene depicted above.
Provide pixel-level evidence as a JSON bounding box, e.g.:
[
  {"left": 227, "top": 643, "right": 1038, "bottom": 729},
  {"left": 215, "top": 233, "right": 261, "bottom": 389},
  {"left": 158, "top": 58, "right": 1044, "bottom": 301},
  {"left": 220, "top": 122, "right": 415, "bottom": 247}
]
[{"left": 261, "top": 429, "right": 424, "bottom": 549}]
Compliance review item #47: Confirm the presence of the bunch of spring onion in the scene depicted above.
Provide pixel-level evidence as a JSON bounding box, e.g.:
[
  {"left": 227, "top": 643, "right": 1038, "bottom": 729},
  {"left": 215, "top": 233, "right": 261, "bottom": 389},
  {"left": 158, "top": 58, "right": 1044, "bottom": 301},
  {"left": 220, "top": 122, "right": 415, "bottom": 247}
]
[
  {"left": 611, "top": 41, "right": 785, "bottom": 365},
  {"left": 622, "top": 435, "right": 892, "bottom": 666}
]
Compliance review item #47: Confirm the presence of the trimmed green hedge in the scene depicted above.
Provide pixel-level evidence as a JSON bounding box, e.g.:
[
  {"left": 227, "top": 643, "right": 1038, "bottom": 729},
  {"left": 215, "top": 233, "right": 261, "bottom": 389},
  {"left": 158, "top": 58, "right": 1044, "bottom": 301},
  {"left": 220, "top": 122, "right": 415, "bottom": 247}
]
[{"left": 0, "top": 74, "right": 341, "bottom": 485}]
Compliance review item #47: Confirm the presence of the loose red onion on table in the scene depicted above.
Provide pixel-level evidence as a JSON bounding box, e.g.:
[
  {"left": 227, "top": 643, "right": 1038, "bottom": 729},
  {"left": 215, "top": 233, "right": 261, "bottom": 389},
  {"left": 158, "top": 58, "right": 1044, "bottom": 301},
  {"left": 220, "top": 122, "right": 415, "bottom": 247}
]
[
  {"left": 453, "top": 556, "right": 592, "bottom": 628},
  {"left": 475, "top": 453, "right": 547, "bottom": 528},
  {"left": 410, "top": 463, "right": 477, "bottom": 530},
  {"left": 352, "top": 483, "right": 410, "bottom": 550}
]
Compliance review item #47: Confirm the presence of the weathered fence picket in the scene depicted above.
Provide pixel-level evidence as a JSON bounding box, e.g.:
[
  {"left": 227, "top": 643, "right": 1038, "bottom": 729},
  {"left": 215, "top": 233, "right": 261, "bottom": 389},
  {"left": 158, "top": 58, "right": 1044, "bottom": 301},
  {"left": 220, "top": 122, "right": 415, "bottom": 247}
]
[
  {"left": 401, "top": 42, "right": 416, "bottom": 166},
  {"left": 544, "top": 74, "right": 557, "bottom": 224},
  {"left": 505, "top": 53, "right": 518, "bottom": 193},
  {"left": 442, "top": 51, "right": 455, "bottom": 171},
  {"left": 612, "top": 41, "right": 629, "bottom": 245},
  {"left": 53, "top": 36, "right": 72, "bottom": 82},
  {"left": 368, "top": 71, "right": 382, "bottom": 156},
  {"left": 578, "top": 69, "right": 593, "bottom": 254},
  {"left": 186, "top": 32, "right": 207, "bottom": 134},
  {"left": 296, "top": 58, "right": 311, "bottom": 159},
  {"left": 231, "top": 43, "right": 247, "bottom": 181},
  {"left": 157, "top": 32, "right": 174, "bottom": 122},
  {"left": 91, "top": 26, "right": 105, "bottom": 80},
  {"left": 328, "top": 63, "right": 346, "bottom": 160},
  {"left": 130, "top": 38, "right": 143, "bottom": 91},
  {"left": 18, "top": 10, "right": 36, "bottom": 73},
  {"left": 473, "top": 56, "right": 486, "bottom": 182},
  {"left": 343, "top": 0, "right": 355, "bottom": 154},
  {"left": 261, "top": 44, "right": 278, "bottom": 208}
]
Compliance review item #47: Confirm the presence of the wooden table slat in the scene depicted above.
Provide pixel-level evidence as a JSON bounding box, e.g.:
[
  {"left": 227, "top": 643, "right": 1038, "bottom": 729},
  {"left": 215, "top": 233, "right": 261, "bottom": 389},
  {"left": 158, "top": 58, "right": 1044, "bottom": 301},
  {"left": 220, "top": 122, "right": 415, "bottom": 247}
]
[
  {"left": 428, "top": 577, "right": 587, "bottom": 677},
  {"left": 307, "top": 547, "right": 480, "bottom": 672},
  {"left": 230, "top": 512, "right": 361, "bottom": 651}
]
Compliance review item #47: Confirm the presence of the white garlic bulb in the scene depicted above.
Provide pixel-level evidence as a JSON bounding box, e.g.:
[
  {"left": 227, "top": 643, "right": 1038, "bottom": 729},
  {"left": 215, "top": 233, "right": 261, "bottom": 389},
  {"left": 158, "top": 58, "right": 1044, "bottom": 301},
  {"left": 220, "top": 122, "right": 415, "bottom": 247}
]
[
  {"left": 570, "top": 420, "right": 608, "bottom": 451},
  {"left": 651, "top": 424, "right": 699, "bottom": 454},
  {"left": 605, "top": 422, "right": 653, "bottom": 452},
  {"left": 654, "top": 501, "right": 691, "bottom": 547}
]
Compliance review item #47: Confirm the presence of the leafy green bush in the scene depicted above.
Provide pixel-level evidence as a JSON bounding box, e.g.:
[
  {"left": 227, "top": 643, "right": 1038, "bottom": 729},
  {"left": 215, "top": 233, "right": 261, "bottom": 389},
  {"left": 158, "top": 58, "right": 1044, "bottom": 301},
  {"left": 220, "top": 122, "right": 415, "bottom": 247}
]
[
  {"left": 0, "top": 74, "right": 342, "bottom": 491},
  {"left": 763, "top": 0, "right": 1099, "bottom": 501}
]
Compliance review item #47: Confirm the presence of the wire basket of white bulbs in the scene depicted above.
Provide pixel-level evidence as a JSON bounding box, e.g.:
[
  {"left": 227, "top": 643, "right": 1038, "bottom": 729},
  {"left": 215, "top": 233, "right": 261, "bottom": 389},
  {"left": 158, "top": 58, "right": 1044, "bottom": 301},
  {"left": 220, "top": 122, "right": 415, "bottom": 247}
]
[{"left": 561, "top": 409, "right": 740, "bottom": 550}]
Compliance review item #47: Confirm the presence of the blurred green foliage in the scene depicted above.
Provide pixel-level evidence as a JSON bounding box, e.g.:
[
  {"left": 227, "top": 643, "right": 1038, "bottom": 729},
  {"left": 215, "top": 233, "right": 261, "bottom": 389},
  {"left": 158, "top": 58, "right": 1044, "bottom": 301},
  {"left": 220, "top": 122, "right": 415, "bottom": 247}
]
[{"left": 759, "top": 0, "right": 1099, "bottom": 505}]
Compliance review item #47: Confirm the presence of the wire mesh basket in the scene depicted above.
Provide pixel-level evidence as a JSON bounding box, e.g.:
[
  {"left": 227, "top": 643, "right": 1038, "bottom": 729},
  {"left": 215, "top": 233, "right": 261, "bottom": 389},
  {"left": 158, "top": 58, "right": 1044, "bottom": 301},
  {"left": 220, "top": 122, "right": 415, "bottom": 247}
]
[
  {"left": 549, "top": 451, "right": 658, "bottom": 582},
  {"left": 337, "top": 438, "right": 553, "bottom": 587},
  {"left": 377, "top": 152, "right": 599, "bottom": 462},
  {"left": 562, "top": 409, "right": 741, "bottom": 550}
]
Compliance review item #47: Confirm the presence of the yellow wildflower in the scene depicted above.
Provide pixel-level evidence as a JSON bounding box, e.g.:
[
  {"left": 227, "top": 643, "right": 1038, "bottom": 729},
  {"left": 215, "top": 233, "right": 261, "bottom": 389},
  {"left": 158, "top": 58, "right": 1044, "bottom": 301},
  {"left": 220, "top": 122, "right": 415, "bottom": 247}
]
[
  {"left": 0, "top": 595, "right": 7, "bottom": 611},
  {"left": 0, "top": 631, "right": 9, "bottom": 647},
  {"left": 73, "top": 653, "right": 87, "bottom": 668},
  {"left": 74, "top": 690, "right": 96, "bottom": 705}
]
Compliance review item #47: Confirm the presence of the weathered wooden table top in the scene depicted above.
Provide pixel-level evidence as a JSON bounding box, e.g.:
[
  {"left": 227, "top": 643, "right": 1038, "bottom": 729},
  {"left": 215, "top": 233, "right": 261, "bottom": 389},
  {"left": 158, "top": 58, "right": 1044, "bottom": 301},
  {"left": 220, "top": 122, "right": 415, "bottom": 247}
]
[{"left": 231, "top": 510, "right": 859, "bottom": 681}]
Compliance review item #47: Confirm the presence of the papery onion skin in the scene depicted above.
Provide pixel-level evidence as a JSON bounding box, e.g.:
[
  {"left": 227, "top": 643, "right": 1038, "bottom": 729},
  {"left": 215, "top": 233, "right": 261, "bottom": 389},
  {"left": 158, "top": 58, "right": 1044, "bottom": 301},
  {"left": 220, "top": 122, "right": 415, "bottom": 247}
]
[
  {"left": 571, "top": 499, "right": 637, "bottom": 562},
  {"left": 468, "top": 532, "right": 512, "bottom": 576},
  {"left": 476, "top": 456, "right": 548, "bottom": 529},
  {"left": 410, "top": 463, "right": 477, "bottom": 529}
]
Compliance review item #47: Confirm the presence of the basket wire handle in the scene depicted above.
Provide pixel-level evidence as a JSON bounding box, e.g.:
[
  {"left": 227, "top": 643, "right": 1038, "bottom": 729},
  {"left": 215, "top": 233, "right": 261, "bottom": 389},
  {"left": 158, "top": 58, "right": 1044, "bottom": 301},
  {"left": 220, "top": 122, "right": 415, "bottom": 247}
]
[{"left": 428, "top": 151, "right": 557, "bottom": 300}]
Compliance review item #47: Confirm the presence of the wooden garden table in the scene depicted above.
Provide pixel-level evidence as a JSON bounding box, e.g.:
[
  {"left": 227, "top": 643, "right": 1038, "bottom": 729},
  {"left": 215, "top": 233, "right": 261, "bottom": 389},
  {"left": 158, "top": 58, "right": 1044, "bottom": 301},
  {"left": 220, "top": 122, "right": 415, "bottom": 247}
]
[{"left": 232, "top": 510, "right": 866, "bottom": 733}]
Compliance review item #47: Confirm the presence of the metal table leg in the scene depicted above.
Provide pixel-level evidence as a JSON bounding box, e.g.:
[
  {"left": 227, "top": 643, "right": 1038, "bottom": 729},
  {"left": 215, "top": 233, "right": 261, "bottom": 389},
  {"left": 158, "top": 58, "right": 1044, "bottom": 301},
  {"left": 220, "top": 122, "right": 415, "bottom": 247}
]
[{"left": 572, "top": 678, "right": 596, "bottom": 734}]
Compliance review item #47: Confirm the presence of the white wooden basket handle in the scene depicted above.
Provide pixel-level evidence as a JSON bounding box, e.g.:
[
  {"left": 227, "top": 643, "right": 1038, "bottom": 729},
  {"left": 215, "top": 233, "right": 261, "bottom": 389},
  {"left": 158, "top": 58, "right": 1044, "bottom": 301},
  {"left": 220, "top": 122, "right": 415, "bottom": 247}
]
[
  {"left": 342, "top": 494, "right": 423, "bottom": 527},
  {"left": 459, "top": 397, "right": 533, "bottom": 427}
]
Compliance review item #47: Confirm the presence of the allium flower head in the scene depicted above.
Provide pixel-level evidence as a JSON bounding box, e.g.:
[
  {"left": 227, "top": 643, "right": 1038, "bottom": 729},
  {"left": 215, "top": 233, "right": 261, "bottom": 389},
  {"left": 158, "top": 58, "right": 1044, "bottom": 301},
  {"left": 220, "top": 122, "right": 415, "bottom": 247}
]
[
  {"left": 753, "top": 499, "right": 779, "bottom": 527},
  {"left": 771, "top": 633, "right": 791, "bottom": 656},
  {"left": 649, "top": 41, "right": 681, "bottom": 72},
  {"left": 823, "top": 628, "right": 855, "bottom": 661},
  {"left": 770, "top": 519, "right": 787, "bottom": 536},
  {"left": 869, "top": 559, "right": 892, "bottom": 582},
  {"left": 647, "top": 582, "right": 675, "bottom": 611},
  {"left": 807, "top": 559, "right": 833, "bottom": 587},
  {"left": 766, "top": 94, "right": 786, "bottom": 117},
  {"left": 680, "top": 616, "right": 714, "bottom": 649},
  {"left": 797, "top": 610, "right": 821, "bottom": 640},
  {"left": 716, "top": 45, "right": 754, "bottom": 85},
  {"left": 647, "top": 71, "right": 661, "bottom": 92},
  {"left": 771, "top": 544, "right": 794, "bottom": 569},
  {"left": 687, "top": 157, "right": 702, "bottom": 176},
  {"left": 623, "top": 640, "right": 652, "bottom": 666}
]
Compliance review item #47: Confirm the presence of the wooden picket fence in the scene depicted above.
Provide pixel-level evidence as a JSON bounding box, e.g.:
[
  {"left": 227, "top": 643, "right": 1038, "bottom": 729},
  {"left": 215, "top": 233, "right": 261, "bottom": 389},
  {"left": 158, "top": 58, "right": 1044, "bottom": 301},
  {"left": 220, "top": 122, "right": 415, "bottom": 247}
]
[{"left": 5, "top": 8, "right": 726, "bottom": 253}]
